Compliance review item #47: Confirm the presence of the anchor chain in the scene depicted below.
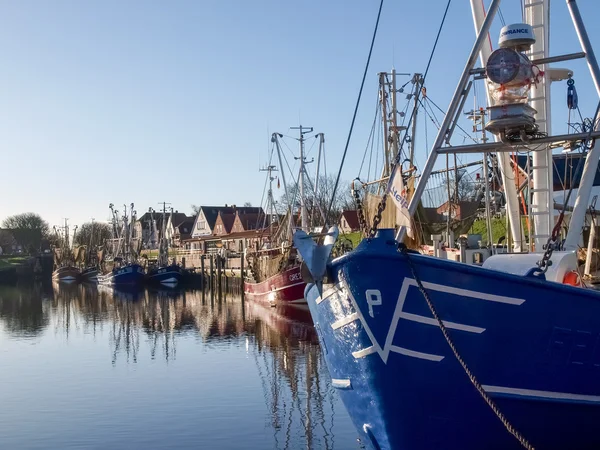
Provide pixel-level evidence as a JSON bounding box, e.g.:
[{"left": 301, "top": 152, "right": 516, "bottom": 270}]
[
  {"left": 401, "top": 246, "right": 535, "bottom": 450},
  {"left": 537, "top": 215, "right": 564, "bottom": 274},
  {"left": 352, "top": 179, "right": 371, "bottom": 237}
]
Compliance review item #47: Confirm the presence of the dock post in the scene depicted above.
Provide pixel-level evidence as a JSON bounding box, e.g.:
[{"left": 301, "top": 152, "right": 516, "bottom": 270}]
[
  {"left": 200, "top": 255, "right": 205, "bottom": 289},
  {"left": 209, "top": 254, "right": 214, "bottom": 291},
  {"left": 240, "top": 246, "right": 245, "bottom": 301},
  {"left": 217, "top": 253, "right": 223, "bottom": 300}
]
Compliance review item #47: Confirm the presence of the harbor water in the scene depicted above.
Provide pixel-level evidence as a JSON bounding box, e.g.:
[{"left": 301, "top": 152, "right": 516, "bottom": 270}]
[{"left": 0, "top": 282, "right": 360, "bottom": 450}]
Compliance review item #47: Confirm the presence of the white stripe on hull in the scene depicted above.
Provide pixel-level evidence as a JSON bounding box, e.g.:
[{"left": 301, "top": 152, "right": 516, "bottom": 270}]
[{"left": 482, "top": 385, "right": 600, "bottom": 404}]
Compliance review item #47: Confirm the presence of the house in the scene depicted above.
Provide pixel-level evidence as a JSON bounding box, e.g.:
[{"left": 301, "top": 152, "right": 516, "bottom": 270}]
[
  {"left": 136, "top": 211, "right": 166, "bottom": 250},
  {"left": 338, "top": 210, "right": 360, "bottom": 234},
  {"left": 188, "top": 205, "right": 264, "bottom": 250},
  {"left": 436, "top": 200, "right": 480, "bottom": 222},
  {"left": 165, "top": 212, "right": 196, "bottom": 247},
  {"left": 213, "top": 212, "right": 236, "bottom": 236},
  {"left": 231, "top": 211, "right": 263, "bottom": 233},
  {"left": 221, "top": 228, "right": 272, "bottom": 254}
]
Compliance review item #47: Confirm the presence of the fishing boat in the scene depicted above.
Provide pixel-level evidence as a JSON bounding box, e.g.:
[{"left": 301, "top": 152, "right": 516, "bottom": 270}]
[
  {"left": 244, "top": 127, "right": 326, "bottom": 305},
  {"left": 98, "top": 203, "right": 145, "bottom": 287},
  {"left": 146, "top": 203, "right": 183, "bottom": 287},
  {"left": 295, "top": 1, "right": 600, "bottom": 449},
  {"left": 79, "top": 220, "right": 101, "bottom": 282},
  {"left": 51, "top": 219, "right": 80, "bottom": 283}
]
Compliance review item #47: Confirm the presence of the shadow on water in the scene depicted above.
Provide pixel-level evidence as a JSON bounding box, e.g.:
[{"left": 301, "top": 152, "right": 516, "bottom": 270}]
[{"left": 0, "top": 281, "right": 360, "bottom": 449}]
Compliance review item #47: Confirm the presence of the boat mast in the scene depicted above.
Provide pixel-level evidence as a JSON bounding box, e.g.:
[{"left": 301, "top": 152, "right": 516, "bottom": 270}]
[
  {"left": 409, "top": 73, "right": 423, "bottom": 171},
  {"left": 470, "top": 0, "right": 524, "bottom": 252},
  {"left": 526, "top": 0, "right": 553, "bottom": 251},
  {"left": 272, "top": 133, "right": 295, "bottom": 240},
  {"left": 563, "top": 0, "right": 600, "bottom": 250},
  {"left": 291, "top": 125, "right": 313, "bottom": 231},
  {"left": 88, "top": 218, "right": 95, "bottom": 266},
  {"left": 260, "top": 165, "right": 278, "bottom": 238}
]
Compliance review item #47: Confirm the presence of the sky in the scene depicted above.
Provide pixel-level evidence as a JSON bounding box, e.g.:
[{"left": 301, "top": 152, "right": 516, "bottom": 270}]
[{"left": 1, "top": 0, "right": 599, "bottom": 229}]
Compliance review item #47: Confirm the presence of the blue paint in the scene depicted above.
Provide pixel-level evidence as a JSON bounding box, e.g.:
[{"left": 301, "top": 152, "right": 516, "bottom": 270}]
[
  {"left": 304, "top": 228, "right": 600, "bottom": 449},
  {"left": 146, "top": 264, "right": 183, "bottom": 286},
  {"left": 98, "top": 263, "right": 145, "bottom": 287}
]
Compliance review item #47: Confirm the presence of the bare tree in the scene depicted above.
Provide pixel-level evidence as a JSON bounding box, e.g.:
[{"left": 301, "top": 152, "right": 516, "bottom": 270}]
[
  {"left": 74, "top": 222, "right": 113, "bottom": 249},
  {"left": 277, "top": 175, "right": 355, "bottom": 226}
]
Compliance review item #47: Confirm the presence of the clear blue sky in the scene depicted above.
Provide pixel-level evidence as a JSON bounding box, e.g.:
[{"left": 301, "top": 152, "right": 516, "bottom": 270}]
[{"left": 1, "top": 0, "right": 598, "bottom": 228}]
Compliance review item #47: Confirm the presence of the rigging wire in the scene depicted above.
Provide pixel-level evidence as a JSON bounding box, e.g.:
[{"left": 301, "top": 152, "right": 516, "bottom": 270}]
[
  {"left": 382, "top": 0, "right": 453, "bottom": 187},
  {"left": 359, "top": 92, "right": 383, "bottom": 177},
  {"left": 326, "top": 0, "right": 384, "bottom": 222}
]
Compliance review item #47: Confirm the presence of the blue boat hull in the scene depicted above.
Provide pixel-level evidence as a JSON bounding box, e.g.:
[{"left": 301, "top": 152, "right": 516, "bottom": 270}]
[
  {"left": 98, "top": 263, "right": 145, "bottom": 286},
  {"left": 304, "top": 229, "right": 600, "bottom": 449},
  {"left": 146, "top": 264, "right": 183, "bottom": 286}
]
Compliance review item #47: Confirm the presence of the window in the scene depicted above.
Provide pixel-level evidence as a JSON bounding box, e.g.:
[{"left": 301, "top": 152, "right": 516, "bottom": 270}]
[{"left": 197, "top": 220, "right": 206, "bottom": 230}]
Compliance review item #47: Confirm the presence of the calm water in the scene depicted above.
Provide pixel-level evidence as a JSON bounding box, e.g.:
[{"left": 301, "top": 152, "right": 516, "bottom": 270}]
[{"left": 0, "top": 282, "right": 360, "bottom": 450}]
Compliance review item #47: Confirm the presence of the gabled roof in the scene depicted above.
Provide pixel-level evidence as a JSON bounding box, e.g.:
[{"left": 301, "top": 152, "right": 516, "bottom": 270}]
[
  {"left": 170, "top": 213, "right": 193, "bottom": 228},
  {"left": 216, "top": 212, "right": 236, "bottom": 234},
  {"left": 340, "top": 210, "right": 360, "bottom": 231},
  {"left": 199, "top": 206, "right": 264, "bottom": 230},
  {"left": 235, "top": 212, "right": 262, "bottom": 231}
]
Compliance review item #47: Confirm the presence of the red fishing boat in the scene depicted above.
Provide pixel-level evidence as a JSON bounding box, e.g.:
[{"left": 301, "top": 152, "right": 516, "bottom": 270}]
[
  {"left": 243, "top": 125, "right": 325, "bottom": 306},
  {"left": 244, "top": 265, "right": 306, "bottom": 305}
]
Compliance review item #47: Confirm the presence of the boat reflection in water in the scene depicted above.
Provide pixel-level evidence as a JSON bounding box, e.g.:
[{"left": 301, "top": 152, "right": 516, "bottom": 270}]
[{"left": 0, "top": 282, "right": 358, "bottom": 449}]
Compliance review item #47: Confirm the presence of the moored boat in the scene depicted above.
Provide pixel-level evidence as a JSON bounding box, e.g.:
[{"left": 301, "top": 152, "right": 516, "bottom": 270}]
[
  {"left": 146, "top": 263, "right": 183, "bottom": 286},
  {"left": 98, "top": 262, "right": 145, "bottom": 286},
  {"left": 295, "top": 1, "right": 600, "bottom": 448},
  {"left": 99, "top": 203, "right": 145, "bottom": 287},
  {"left": 243, "top": 127, "right": 326, "bottom": 305},
  {"left": 80, "top": 265, "right": 99, "bottom": 282},
  {"left": 51, "top": 265, "right": 80, "bottom": 283},
  {"left": 145, "top": 203, "right": 184, "bottom": 287},
  {"left": 244, "top": 265, "right": 305, "bottom": 305},
  {"left": 51, "top": 219, "right": 80, "bottom": 283}
]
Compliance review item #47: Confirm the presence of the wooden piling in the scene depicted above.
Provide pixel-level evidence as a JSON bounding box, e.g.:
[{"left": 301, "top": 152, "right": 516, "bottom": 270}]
[
  {"left": 200, "top": 255, "right": 205, "bottom": 288},
  {"left": 217, "top": 254, "right": 222, "bottom": 300},
  {"left": 209, "top": 254, "right": 214, "bottom": 291},
  {"left": 240, "top": 245, "right": 245, "bottom": 301}
]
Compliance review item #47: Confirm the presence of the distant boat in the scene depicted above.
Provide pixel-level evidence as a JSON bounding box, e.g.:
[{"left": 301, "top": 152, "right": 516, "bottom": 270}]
[
  {"left": 79, "top": 265, "right": 99, "bottom": 282},
  {"left": 51, "top": 219, "right": 81, "bottom": 283},
  {"left": 98, "top": 261, "right": 145, "bottom": 286},
  {"left": 98, "top": 203, "right": 145, "bottom": 287},
  {"left": 146, "top": 203, "right": 183, "bottom": 287},
  {"left": 51, "top": 265, "right": 80, "bottom": 283}
]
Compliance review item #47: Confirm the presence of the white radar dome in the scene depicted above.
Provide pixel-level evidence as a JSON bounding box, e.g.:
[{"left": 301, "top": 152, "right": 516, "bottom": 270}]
[{"left": 499, "top": 23, "right": 535, "bottom": 50}]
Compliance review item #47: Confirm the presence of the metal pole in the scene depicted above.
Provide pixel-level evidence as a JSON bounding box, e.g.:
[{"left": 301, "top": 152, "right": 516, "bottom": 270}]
[
  {"left": 396, "top": 0, "right": 502, "bottom": 242},
  {"left": 584, "top": 218, "right": 596, "bottom": 277},
  {"left": 470, "top": 0, "right": 523, "bottom": 252},
  {"left": 409, "top": 74, "right": 422, "bottom": 168},
  {"left": 298, "top": 126, "right": 309, "bottom": 231},
  {"left": 564, "top": 0, "right": 600, "bottom": 250}
]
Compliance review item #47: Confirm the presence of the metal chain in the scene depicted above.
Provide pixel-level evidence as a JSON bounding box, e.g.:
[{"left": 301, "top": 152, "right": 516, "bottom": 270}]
[
  {"left": 401, "top": 246, "right": 535, "bottom": 450},
  {"left": 537, "top": 215, "right": 564, "bottom": 274},
  {"left": 352, "top": 179, "right": 371, "bottom": 237}
]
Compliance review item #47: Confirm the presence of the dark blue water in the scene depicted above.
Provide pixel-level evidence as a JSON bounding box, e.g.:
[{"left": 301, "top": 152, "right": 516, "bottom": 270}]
[{"left": 0, "top": 282, "right": 359, "bottom": 449}]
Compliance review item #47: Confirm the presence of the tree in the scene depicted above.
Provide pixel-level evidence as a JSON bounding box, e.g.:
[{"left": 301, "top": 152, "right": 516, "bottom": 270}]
[
  {"left": 0, "top": 229, "right": 17, "bottom": 254},
  {"left": 277, "top": 174, "right": 355, "bottom": 226},
  {"left": 73, "top": 222, "right": 113, "bottom": 249},
  {"left": 2, "top": 213, "right": 50, "bottom": 253},
  {"left": 243, "top": 202, "right": 252, "bottom": 207}
]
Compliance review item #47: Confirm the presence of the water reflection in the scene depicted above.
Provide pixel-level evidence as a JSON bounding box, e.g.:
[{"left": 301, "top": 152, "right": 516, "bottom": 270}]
[{"left": 0, "top": 282, "right": 358, "bottom": 450}]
